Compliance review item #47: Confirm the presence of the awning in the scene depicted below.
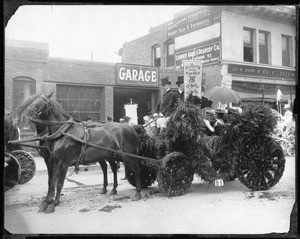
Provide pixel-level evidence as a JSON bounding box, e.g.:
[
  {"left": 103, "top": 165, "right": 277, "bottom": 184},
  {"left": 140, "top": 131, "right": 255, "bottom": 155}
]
[{"left": 235, "top": 91, "right": 294, "bottom": 102}]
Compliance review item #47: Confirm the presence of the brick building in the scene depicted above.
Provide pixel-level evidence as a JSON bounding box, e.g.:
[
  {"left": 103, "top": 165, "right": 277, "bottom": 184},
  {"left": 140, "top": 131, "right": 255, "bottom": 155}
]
[
  {"left": 5, "top": 40, "right": 160, "bottom": 130},
  {"left": 121, "top": 5, "right": 297, "bottom": 107}
]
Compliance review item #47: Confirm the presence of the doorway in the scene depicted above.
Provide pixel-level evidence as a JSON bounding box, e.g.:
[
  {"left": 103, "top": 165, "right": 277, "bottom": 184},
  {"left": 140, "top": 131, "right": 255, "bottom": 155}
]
[{"left": 113, "top": 88, "right": 158, "bottom": 124}]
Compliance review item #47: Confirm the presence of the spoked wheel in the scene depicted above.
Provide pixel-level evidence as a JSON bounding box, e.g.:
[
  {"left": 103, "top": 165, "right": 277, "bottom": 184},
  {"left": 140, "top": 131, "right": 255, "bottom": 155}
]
[
  {"left": 157, "top": 152, "right": 194, "bottom": 197},
  {"left": 126, "top": 164, "right": 157, "bottom": 189},
  {"left": 10, "top": 150, "right": 36, "bottom": 184},
  {"left": 5, "top": 152, "right": 21, "bottom": 191},
  {"left": 236, "top": 136, "right": 285, "bottom": 191}
]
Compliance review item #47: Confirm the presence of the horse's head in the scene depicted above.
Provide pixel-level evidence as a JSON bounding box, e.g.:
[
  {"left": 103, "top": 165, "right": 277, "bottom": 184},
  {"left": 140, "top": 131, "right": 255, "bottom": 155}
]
[{"left": 23, "top": 92, "right": 53, "bottom": 121}]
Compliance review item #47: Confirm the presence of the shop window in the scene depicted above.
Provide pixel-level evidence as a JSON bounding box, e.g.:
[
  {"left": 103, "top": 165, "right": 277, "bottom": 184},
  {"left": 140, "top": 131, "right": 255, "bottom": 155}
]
[
  {"left": 57, "top": 85, "right": 101, "bottom": 121},
  {"left": 282, "top": 35, "right": 291, "bottom": 67},
  {"left": 12, "top": 77, "right": 36, "bottom": 130},
  {"left": 243, "top": 28, "right": 254, "bottom": 62},
  {"left": 166, "top": 42, "right": 174, "bottom": 67},
  {"left": 153, "top": 45, "right": 161, "bottom": 67},
  {"left": 259, "top": 31, "right": 270, "bottom": 64}
]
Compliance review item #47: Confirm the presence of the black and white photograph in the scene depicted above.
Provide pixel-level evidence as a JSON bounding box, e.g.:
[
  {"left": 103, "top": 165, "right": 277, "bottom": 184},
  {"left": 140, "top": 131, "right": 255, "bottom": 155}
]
[{"left": 4, "top": 3, "right": 297, "bottom": 236}]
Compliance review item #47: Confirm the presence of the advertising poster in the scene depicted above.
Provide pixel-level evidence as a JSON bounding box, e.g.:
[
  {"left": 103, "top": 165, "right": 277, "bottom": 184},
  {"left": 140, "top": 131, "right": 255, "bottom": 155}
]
[{"left": 183, "top": 60, "right": 203, "bottom": 100}]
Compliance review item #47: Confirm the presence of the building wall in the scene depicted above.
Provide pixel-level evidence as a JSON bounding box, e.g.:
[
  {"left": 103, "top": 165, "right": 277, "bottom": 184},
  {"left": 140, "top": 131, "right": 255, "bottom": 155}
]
[
  {"left": 4, "top": 59, "right": 46, "bottom": 111},
  {"left": 221, "top": 10, "right": 296, "bottom": 68}
]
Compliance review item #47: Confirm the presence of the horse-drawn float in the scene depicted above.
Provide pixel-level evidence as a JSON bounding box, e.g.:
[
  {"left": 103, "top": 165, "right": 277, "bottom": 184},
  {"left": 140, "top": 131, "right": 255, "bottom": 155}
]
[
  {"left": 8, "top": 92, "right": 285, "bottom": 213},
  {"left": 4, "top": 111, "right": 36, "bottom": 191}
]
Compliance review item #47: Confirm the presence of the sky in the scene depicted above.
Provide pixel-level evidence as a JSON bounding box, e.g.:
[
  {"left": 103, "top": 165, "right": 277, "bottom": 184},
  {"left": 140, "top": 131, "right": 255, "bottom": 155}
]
[{"left": 5, "top": 5, "right": 194, "bottom": 63}]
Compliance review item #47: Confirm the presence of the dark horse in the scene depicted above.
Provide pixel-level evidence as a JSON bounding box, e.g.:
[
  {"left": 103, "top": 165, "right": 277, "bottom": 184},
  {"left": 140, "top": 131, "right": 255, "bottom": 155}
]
[{"left": 22, "top": 92, "right": 144, "bottom": 213}]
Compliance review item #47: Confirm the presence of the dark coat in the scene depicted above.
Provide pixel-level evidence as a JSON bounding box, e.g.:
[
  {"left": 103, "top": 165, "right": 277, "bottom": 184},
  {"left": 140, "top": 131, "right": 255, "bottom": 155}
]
[
  {"left": 154, "top": 90, "right": 177, "bottom": 117},
  {"left": 174, "top": 90, "right": 185, "bottom": 103}
]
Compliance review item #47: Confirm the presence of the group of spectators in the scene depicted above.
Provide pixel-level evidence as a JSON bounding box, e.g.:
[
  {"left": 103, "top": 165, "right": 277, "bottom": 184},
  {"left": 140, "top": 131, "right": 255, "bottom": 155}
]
[{"left": 148, "top": 76, "right": 243, "bottom": 136}]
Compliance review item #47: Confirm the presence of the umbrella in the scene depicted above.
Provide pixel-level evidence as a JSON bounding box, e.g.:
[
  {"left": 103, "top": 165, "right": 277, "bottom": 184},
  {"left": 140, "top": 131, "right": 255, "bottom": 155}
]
[{"left": 203, "top": 86, "right": 241, "bottom": 106}]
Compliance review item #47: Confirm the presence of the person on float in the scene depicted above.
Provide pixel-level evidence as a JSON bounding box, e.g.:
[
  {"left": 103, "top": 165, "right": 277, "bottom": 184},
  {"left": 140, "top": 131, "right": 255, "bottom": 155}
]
[
  {"left": 204, "top": 102, "right": 228, "bottom": 136},
  {"left": 174, "top": 76, "right": 185, "bottom": 103},
  {"left": 153, "top": 77, "right": 177, "bottom": 134},
  {"left": 280, "top": 104, "right": 294, "bottom": 136}
]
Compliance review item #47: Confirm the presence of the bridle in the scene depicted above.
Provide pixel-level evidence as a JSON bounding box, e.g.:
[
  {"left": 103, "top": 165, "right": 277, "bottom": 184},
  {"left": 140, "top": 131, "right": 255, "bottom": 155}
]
[{"left": 27, "top": 95, "right": 53, "bottom": 119}]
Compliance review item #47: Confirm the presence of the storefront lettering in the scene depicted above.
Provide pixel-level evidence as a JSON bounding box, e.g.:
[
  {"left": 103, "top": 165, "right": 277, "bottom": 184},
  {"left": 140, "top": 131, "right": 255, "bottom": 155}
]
[
  {"left": 117, "top": 64, "right": 159, "bottom": 86},
  {"left": 167, "top": 8, "right": 214, "bottom": 38},
  {"left": 228, "top": 64, "right": 295, "bottom": 79},
  {"left": 175, "top": 42, "right": 221, "bottom": 69}
]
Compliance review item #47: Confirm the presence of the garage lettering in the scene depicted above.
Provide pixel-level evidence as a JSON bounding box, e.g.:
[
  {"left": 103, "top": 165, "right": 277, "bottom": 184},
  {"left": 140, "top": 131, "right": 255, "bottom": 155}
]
[{"left": 119, "top": 67, "right": 157, "bottom": 83}]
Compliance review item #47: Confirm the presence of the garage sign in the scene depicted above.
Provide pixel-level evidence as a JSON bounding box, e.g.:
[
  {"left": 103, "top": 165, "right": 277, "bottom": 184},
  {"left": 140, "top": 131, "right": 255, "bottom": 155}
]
[{"left": 117, "top": 63, "right": 159, "bottom": 86}]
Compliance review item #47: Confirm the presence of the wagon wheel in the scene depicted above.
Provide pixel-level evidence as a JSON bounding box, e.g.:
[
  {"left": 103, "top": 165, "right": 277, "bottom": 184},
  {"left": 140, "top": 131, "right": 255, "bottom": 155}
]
[
  {"left": 4, "top": 152, "right": 21, "bottom": 191},
  {"left": 126, "top": 163, "right": 157, "bottom": 189},
  {"left": 11, "top": 150, "right": 36, "bottom": 184},
  {"left": 157, "top": 152, "right": 194, "bottom": 197},
  {"left": 236, "top": 136, "right": 285, "bottom": 191}
]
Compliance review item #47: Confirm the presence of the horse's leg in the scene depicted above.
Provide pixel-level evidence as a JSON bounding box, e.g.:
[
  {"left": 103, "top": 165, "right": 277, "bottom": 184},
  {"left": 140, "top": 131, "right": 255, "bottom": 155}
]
[
  {"left": 109, "top": 161, "right": 118, "bottom": 195},
  {"left": 53, "top": 161, "right": 69, "bottom": 206},
  {"left": 99, "top": 161, "right": 108, "bottom": 194},
  {"left": 133, "top": 160, "right": 142, "bottom": 201},
  {"left": 40, "top": 160, "right": 59, "bottom": 213},
  {"left": 38, "top": 154, "right": 53, "bottom": 212}
]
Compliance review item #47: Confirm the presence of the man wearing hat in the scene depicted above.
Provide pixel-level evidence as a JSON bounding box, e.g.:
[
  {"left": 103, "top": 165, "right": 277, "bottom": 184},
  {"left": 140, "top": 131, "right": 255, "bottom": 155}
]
[
  {"left": 280, "top": 104, "right": 294, "bottom": 135},
  {"left": 153, "top": 77, "right": 177, "bottom": 133},
  {"left": 175, "top": 76, "right": 185, "bottom": 103}
]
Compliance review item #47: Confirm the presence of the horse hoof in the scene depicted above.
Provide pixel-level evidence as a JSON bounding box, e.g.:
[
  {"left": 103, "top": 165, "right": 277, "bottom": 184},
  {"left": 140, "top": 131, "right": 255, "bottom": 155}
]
[
  {"left": 38, "top": 202, "right": 48, "bottom": 213},
  {"left": 54, "top": 200, "right": 60, "bottom": 206},
  {"left": 110, "top": 190, "right": 117, "bottom": 195},
  {"left": 133, "top": 194, "right": 141, "bottom": 201},
  {"left": 100, "top": 189, "right": 107, "bottom": 194},
  {"left": 44, "top": 204, "right": 55, "bottom": 214}
]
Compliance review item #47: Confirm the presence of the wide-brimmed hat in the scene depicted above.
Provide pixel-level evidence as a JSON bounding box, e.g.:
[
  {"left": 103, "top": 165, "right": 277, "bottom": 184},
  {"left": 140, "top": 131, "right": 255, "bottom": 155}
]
[
  {"left": 160, "top": 77, "right": 171, "bottom": 86},
  {"left": 176, "top": 76, "right": 184, "bottom": 86},
  {"left": 284, "top": 104, "right": 290, "bottom": 109},
  {"left": 215, "top": 102, "right": 228, "bottom": 114}
]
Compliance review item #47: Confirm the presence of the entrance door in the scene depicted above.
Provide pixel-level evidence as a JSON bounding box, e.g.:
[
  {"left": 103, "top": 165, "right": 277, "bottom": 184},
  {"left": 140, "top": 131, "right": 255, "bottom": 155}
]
[{"left": 113, "top": 88, "right": 158, "bottom": 124}]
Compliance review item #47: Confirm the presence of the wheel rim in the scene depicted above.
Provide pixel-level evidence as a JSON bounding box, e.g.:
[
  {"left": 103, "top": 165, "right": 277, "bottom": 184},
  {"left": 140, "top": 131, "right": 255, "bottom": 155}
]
[
  {"left": 5, "top": 152, "right": 21, "bottom": 190},
  {"left": 158, "top": 152, "right": 194, "bottom": 196},
  {"left": 11, "top": 150, "right": 36, "bottom": 184},
  {"left": 236, "top": 136, "right": 285, "bottom": 191}
]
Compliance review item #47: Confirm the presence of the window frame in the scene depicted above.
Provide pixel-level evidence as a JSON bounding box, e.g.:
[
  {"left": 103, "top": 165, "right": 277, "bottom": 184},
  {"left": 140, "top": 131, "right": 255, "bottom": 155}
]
[
  {"left": 281, "top": 34, "right": 292, "bottom": 67},
  {"left": 153, "top": 44, "right": 161, "bottom": 67},
  {"left": 243, "top": 27, "right": 255, "bottom": 63},
  {"left": 165, "top": 41, "right": 175, "bottom": 68},
  {"left": 259, "top": 30, "right": 270, "bottom": 64}
]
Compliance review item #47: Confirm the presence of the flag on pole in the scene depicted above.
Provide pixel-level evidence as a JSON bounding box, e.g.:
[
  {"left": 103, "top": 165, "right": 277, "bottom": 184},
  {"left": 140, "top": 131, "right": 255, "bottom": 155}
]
[{"left": 276, "top": 88, "right": 283, "bottom": 105}]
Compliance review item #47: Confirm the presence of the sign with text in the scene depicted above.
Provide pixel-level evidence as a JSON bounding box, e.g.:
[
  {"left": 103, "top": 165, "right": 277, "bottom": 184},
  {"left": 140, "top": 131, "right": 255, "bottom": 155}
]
[
  {"left": 176, "top": 41, "right": 221, "bottom": 70},
  {"left": 183, "top": 60, "right": 203, "bottom": 100},
  {"left": 117, "top": 64, "right": 159, "bottom": 86},
  {"left": 228, "top": 64, "right": 295, "bottom": 80},
  {"left": 167, "top": 8, "right": 213, "bottom": 38}
]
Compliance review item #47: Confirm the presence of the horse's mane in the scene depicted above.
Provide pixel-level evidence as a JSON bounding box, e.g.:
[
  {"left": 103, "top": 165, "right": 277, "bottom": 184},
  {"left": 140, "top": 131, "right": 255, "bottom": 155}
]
[
  {"left": 48, "top": 97, "right": 71, "bottom": 121},
  {"left": 15, "top": 93, "right": 42, "bottom": 121}
]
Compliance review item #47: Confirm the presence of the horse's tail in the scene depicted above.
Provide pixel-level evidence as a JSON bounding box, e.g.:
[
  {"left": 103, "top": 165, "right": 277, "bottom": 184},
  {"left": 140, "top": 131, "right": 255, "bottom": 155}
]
[{"left": 131, "top": 124, "right": 146, "bottom": 135}]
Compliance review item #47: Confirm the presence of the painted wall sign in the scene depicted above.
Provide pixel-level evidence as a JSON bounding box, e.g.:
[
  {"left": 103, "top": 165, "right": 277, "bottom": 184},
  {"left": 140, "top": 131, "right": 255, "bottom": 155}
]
[
  {"left": 175, "top": 41, "right": 221, "bottom": 70},
  {"left": 228, "top": 64, "right": 295, "bottom": 80},
  {"left": 167, "top": 8, "right": 213, "bottom": 38},
  {"left": 117, "top": 63, "right": 159, "bottom": 86},
  {"left": 183, "top": 60, "right": 203, "bottom": 100}
]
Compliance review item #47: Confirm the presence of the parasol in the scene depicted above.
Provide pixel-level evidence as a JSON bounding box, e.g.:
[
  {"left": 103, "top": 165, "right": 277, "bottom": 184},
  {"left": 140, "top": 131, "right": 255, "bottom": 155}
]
[{"left": 203, "top": 86, "right": 241, "bottom": 106}]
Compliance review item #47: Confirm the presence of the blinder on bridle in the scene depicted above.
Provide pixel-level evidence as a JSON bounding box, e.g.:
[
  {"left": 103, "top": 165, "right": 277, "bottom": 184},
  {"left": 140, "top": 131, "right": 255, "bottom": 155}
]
[{"left": 27, "top": 95, "right": 52, "bottom": 119}]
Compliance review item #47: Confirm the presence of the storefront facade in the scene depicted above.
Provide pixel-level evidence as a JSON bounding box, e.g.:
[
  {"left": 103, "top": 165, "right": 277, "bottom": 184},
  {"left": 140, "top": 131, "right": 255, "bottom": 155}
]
[
  {"left": 5, "top": 40, "right": 160, "bottom": 132},
  {"left": 121, "top": 6, "right": 297, "bottom": 108}
]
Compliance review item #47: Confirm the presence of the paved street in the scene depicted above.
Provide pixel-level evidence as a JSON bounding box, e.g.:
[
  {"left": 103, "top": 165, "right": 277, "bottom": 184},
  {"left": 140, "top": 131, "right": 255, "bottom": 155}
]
[{"left": 4, "top": 155, "right": 296, "bottom": 235}]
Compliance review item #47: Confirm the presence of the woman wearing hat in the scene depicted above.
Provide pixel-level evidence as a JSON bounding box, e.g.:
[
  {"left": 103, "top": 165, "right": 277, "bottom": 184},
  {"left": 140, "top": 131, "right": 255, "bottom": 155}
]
[{"left": 153, "top": 77, "right": 177, "bottom": 133}]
